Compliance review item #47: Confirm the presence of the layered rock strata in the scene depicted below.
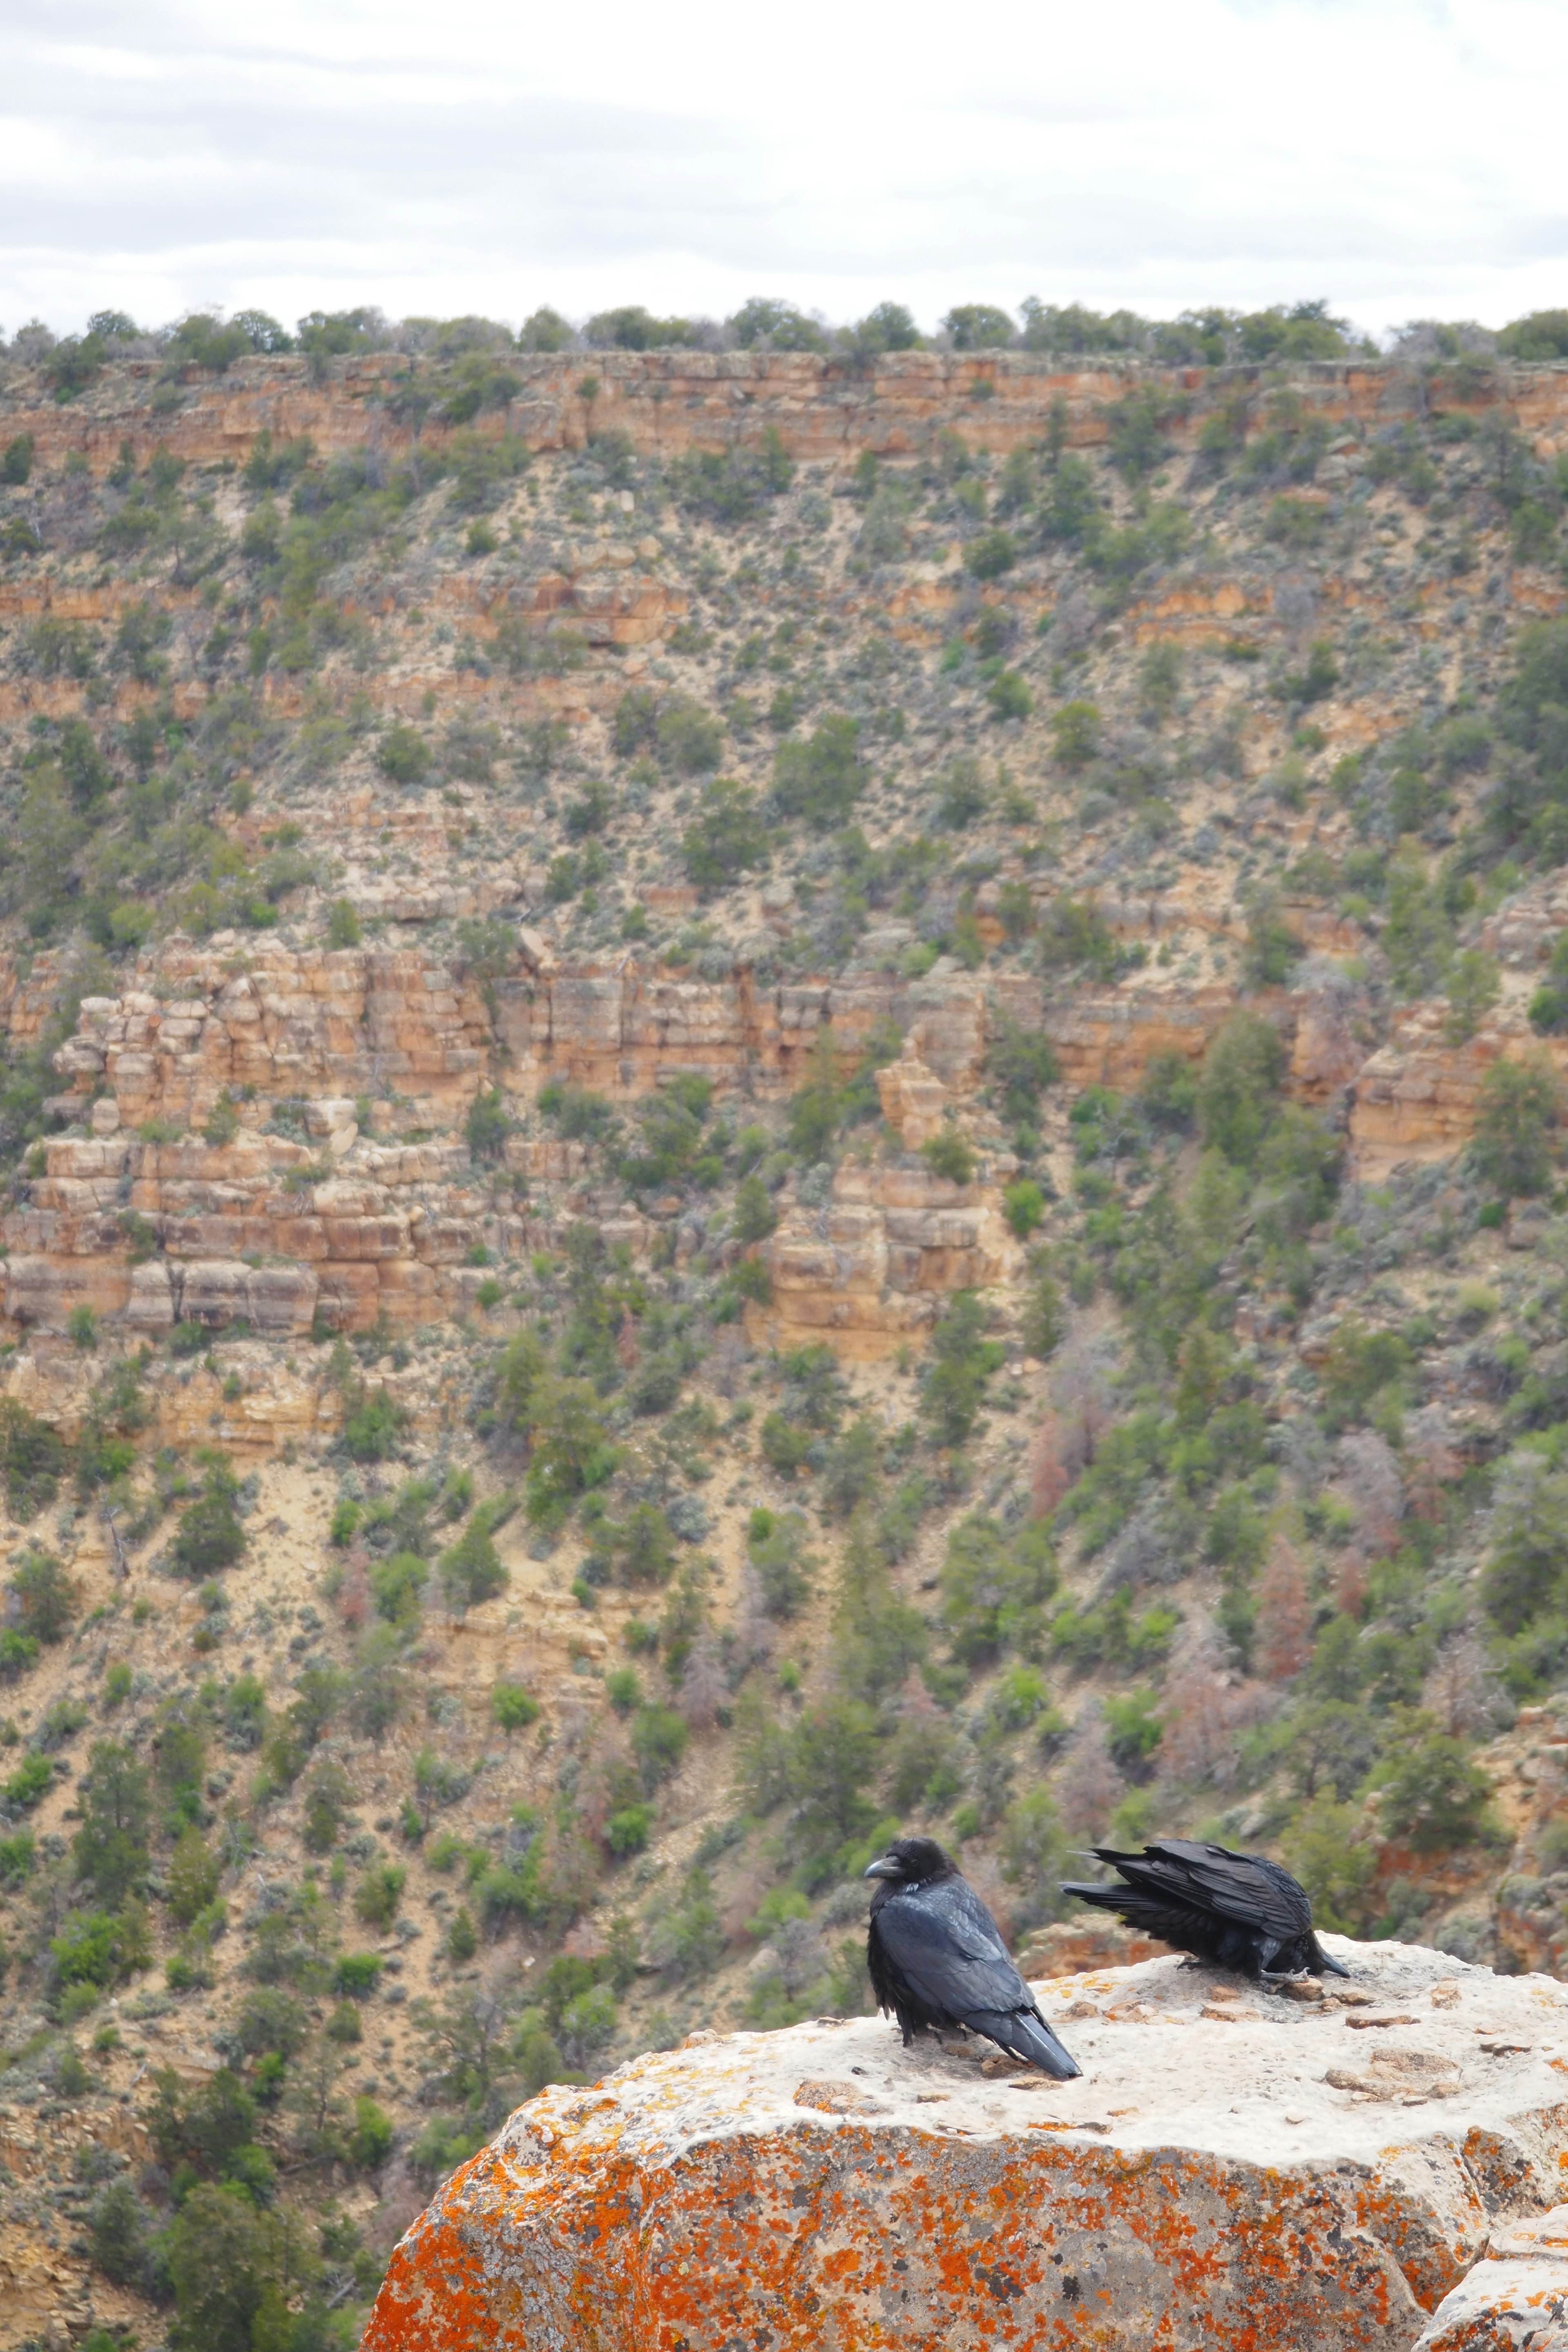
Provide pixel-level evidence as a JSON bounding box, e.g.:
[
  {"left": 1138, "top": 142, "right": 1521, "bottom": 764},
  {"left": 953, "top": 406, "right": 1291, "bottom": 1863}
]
[
  {"left": 11, "top": 932, "right": 1566, "bottom": 1348},
  {"left": 7, "top": 350, "right": 1568, "bottom": 485},
  {"left": 365, "top": 1939, "right": 1568, "bottom": 2352}
]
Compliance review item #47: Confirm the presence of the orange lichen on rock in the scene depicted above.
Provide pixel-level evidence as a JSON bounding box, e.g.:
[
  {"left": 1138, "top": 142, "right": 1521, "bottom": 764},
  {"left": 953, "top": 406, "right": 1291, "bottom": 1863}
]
[{"left": 365, "top": 1940, "right": 1568, "bottom": 2351}]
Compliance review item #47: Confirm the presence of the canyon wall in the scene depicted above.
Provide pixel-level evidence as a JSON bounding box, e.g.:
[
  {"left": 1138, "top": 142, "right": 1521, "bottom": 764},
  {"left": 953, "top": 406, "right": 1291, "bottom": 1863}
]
[
  {"left": 7, "top": 348, "right": 1568, "bottom": 486},
  {"left": 8, "top": 932, "right": 1559, "bottom": 1352}
]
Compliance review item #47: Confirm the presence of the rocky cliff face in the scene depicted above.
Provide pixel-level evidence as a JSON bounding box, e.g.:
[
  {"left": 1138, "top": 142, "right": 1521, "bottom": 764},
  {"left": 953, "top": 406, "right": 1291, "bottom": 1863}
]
[{"left": 7, "top": 338, "right": 1568, "bottom": 2352}]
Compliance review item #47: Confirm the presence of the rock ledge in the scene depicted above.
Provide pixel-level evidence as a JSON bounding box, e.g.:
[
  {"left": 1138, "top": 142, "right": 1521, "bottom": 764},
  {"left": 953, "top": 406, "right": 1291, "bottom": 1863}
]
[{"left": 365, "top": 1938, "right": 1568, "bottom": 2351}]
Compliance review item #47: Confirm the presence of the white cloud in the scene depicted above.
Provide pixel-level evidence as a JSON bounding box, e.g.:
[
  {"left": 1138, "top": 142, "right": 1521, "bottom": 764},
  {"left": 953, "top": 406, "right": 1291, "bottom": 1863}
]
[{"left": 3, "top": 0, "right": 1568, "bottom": 338}]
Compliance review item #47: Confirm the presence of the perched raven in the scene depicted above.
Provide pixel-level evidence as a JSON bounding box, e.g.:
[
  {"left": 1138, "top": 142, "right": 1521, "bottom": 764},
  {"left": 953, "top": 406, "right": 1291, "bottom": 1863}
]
[
  {"left": 1061, "top": 1838, "right": 1350, "bottom": 1982},
  {"left": 864, "top": 1836, "right": 1080, "bottom": 2077}
]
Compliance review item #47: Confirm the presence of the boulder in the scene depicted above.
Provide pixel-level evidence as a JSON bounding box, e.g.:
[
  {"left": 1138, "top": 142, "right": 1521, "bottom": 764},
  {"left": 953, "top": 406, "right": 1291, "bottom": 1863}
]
[
  {"left": 1411, "top": 2205, "right": 1568, "bottom": 2348},
  {"left": 365, "top": 1940, "right": 1568, "bottom": 2352}
]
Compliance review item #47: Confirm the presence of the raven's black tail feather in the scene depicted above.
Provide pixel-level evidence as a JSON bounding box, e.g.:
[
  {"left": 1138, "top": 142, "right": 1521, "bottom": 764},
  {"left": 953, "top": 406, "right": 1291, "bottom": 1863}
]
[{"left": 966, "top": 2008, "right": 1081, "bottom": 2079}]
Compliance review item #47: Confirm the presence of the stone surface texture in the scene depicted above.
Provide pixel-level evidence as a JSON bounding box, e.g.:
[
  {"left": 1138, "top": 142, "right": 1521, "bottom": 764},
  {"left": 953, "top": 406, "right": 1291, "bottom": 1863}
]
[
  {"left": 1409, "top": 2205, "right": 1568, "bottom": 2347},
  {"left": 365, "top": 1939, "right": 1568, "bottom": 2352}
]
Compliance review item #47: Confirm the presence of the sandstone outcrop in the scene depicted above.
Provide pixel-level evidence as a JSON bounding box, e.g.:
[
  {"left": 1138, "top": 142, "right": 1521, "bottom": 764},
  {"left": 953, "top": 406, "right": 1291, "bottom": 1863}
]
[
  {"left": 2, "top": 950, "right": 998, "bottom": 1343},
  {"left": 10, "top": 932, "right": 1550, "bottom": 1347},
  {"left": 366, "top": 1939, "right": 1568, "bottom": 2352},
  {"left": 1347, "top": 1009, "right": 1568, "bottom": 1180},
  {"left": 751, "top": 1155, "right": 1017, "bottom": 1360},
  {"left": 4, "top": 349, "right": 1568, "bottom": 485},
  {"left": 1410, "top": 2203, "right": 1568, "bottom": 2350}
]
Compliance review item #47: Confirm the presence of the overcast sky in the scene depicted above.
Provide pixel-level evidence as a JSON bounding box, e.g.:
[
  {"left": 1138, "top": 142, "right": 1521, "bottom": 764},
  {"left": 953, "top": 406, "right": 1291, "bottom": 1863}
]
[{"left": 4, "top": 0, "right": 1568, "bottom": 342}]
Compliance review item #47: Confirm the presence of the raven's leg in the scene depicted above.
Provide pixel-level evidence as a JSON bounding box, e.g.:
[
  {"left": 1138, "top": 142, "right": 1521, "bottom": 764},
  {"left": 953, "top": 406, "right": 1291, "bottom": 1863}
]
[{"left": 1255, "top": 1934, "right": 1319, "bottom": 1986}]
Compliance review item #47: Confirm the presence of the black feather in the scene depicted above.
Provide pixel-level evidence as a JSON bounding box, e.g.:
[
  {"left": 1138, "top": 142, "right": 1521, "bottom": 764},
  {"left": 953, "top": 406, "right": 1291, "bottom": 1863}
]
[
  {"left": 864, "top": 1836, "right": 1080, "bottom": 2077},
  {"left": 1062, "top": 1837, "right": 1349, "bottom": 1982}
]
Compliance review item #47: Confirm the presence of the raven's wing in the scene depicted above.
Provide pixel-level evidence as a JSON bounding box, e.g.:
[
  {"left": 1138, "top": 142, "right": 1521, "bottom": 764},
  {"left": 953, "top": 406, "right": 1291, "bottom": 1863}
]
[
  {"left": 1095, "top": 1842, "right": 1311, "bottom": 1939},
  {"left": 1061, "top": 1878, "right": 1247, "bottom": 1965},
  {"left": 871, "top": 1880, "right": 1032, "bottom": 2023}
]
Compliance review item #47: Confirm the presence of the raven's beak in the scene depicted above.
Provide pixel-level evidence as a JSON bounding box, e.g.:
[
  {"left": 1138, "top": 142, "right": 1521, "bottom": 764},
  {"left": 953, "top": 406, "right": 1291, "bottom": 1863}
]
[
  {"left": 863, "top": 1856, "right": 901, "bottom": 1880},
  {"left": 1315, "top": 1944, "right": 1352, "bottom": 1978}
]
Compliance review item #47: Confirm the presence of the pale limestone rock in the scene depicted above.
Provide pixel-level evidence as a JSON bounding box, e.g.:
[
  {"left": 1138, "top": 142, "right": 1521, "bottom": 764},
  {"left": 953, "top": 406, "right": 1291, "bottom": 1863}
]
[
  {"left": 1412, "top": 2203, "right": 1568, "bottom": 2348},
  {"left": 877, "top": 1044, "right": 949, "bottom": 1145},
  {"left": 367, "top": 1939, "right": 1568, "bottom": 2352}
]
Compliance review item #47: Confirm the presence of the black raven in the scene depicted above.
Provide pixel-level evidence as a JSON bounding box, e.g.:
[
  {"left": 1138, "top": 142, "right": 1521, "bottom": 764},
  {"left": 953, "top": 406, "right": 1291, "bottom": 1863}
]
[
  {"left": 1061, "top": 1838, "right": 1350, "bottom": 1982},
  {"left": 864, "top": 1836, "right": 1080, "bottom": 2077}
]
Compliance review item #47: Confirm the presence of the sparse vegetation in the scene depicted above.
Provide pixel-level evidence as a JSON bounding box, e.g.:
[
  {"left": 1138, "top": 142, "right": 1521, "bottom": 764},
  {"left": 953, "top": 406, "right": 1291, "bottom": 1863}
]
[{"left": 0, "top": 316, "right": 1561, "bottom": 2348}]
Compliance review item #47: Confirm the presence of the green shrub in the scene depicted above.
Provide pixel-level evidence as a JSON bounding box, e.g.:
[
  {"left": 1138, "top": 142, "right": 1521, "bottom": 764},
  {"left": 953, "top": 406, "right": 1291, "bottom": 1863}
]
[
  {"left": 1440, "top": 948, "right": 1500, "bottom": 1045},
  {"left": 682, "top": 779, "right": 769, "bottom": 889},
  {"left": 171, "top": 1456, "right": 246, "bottom": 1576},
  {"left": 936, "top": 756, "right": 988, "bottom": 827},
  {"left": 760, "top": 1412, "right": 813, "bottom": 1477},
  {"left": 1049, "top": 1592, "right": 1178, "bottom": 1673},
  {"left": 10, "top": 1547, "right": 76, "bottom": 1642},
  {"left": 605, "top": 1802, "right": 655, "bottom": 1855},
  {"left": 1004, "top": 1178, "right": 1046, "bottom": 1238},
  {"left": 326, "top": 898, "right": 362, "bottom": 948},
  {"left": 491, "top": 1680, "right": 540, "bottom": 1731},
  {"left": 1528, "top": 932, "right": 1568, "bottom": 1034},
  {"left": 51, "top": 1904, "right": 150, "bottom": 1992},
  {"left": 1499, "top": 310, "right": 1568, "bottom": 360},
  {"left": 2, "top": 1749, "right": 51, "bottom": 1810},
  {"left": 350, "top": 2094, "right": 394, "bottom": 2169},
  {"left": 1474, "top": 1055, "right": 1560, "bottom": 1197},
  {"left": 657, "top": 697, "right": 724, "bottom": 775},
  {"left": 440, "top": 1518, "right": 507, "bottom": 1613},
  {"left": 747, "top": 1507, "right": 817, "bottom": 1617},
  {"left": 0, "top": 1399, "right": 67, "bottom": 1518},
  {"left": 342, "top": 1385, "right": 408, "bottom": 1461},
  {"left": 1103, "top": 1688, "right": 1164, "bottom": 1772},
  {"left": 0, "top": 1829, "right": 35, "bottom": 1886},
  {"left": 89, "top": 2176, "right": 155, "bottom": 2290},
  {"left": 987, "top": 1014, "right": 1059, "bottom": 1119},
  {"left": 1050, "top": 700, "right": 1102, "bottom": 768},
  {"left": 71, "top": 1740, "right": 151, "bottom": 1901},
  {"left": 940, "top": 1515, "right": 1058, "bottom": 1662},
  {"left": 668, "top": 432, "right": 794, "bottom": 523},
  {"left": 772, "top": 715, "right": 865, "bottom": 824},
  {"left": 921, "top": 1292, "right": 1005, "bottom": 1448},
  {"left": 733, "top": 1171, "right": 777, "bottom": 1244},
  {"left": 164, "top": 2178, "right": 297, "bottom": 2352},
  {"left": 334, "top": 1951, "right": 382, "bottom": 1997},
  {"left": 987, "top": 670, "right": 1032, "bottom": 722},
  {"left": 523, "top": 1376, "right": 617, "bottom": 1523},
  {"left": 967, "top": 529, "right": 1018, "bottom": 581},
  {"left": 369, "top": 1549, "right": 427, "bottom": 1626},
  {"left": 353, "top": 1862, "right": 407, "bottom": 1929},
  {"left": 377, "top": 724, "right": 431, "bottom": 785},
  {"left": 630, "top": 1705, "right": 688, "bottom": 1789},
  {"left": 599, "top": 1502, "right": 677, "bottom": 1588},
  {"left": 167, "top": 1824, "right": 220, "bottom": 1925},
  {"left": 465, "top": 1085, "right": 511, "bottom": 1161},
  {"left": 922, "top": 1128, "right": 975, "bottom": 1185},
  {"left": 1376, "top": 1720, "right": 1500, "bottom": 1853},
  {"left": 1197, "top": 1011, "right": 1285, "bottom": 1167}
]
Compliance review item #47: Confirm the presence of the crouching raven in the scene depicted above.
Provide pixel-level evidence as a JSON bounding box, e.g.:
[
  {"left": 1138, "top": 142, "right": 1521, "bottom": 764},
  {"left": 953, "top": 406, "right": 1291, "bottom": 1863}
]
[
  {"left": 864, "top": 1836, "right": 1080, "bottom": 2076},
  {"left": 1062, "top": 1838, "right": 1350, "bottom": 1981}
]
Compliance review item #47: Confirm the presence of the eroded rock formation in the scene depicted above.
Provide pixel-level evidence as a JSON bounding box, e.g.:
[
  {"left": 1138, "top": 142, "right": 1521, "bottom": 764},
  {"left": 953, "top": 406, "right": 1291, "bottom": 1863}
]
[{"left": 366, "top": 1939, "right": 1568, "bottom": 2352}]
